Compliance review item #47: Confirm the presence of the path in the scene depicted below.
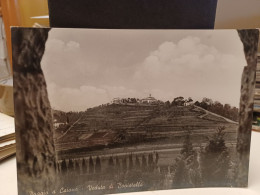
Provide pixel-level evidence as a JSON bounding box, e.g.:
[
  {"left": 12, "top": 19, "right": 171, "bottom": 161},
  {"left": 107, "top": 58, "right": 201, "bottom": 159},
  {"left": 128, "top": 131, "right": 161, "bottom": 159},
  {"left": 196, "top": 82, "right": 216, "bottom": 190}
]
[
  {"left": 195, "top": 105, "right": 238, "bottom": 124},
  {"left": 57, "top": 115, "right": 83, "bottom": 140}
]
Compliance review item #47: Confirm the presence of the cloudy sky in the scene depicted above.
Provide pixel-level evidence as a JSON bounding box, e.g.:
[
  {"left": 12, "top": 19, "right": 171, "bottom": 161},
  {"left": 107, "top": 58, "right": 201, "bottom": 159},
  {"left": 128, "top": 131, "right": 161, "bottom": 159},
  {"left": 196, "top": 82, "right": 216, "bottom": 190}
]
[{"left": 41, "top": 29, "right": 246, "bottom": 112}]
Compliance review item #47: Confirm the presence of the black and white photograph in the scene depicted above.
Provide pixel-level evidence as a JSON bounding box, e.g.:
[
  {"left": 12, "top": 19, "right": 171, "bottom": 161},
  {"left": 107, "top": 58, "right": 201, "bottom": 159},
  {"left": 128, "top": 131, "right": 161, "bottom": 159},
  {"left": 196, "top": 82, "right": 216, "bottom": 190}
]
[{"left": 12, "top": 28, "right": 259, "bottom": 195}]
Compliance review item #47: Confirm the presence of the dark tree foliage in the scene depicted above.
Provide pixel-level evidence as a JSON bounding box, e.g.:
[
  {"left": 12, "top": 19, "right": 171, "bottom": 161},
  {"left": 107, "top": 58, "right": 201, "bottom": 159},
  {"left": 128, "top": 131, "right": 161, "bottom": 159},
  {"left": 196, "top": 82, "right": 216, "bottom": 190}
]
[
  {"left": 194, "top": 101, "right": 200, "bottom": 106},
  {"left": 75, "top": 160, "right": 81, "bottom": 175},
  {"left": 135, "top": 156, "right": 140, "bottom": 169},
  {"left": 95, "top": 156, "right": 101, "bottom": 173},
  {"left": 206, "top": 127, "right": 227, "bottom": 153},
  {"left": 68, "top": 159, "right": 74, "bottom": 173},
  {"left": 165, "top": 101, "right": 171, "bottom": 107},
  {"left": 60, "top": 160, "right": 67, "bottom": 174},
  {"left": 108, "top": 156, "right": 114, "bottom": 167},
  {"left": 142, "top": 155, "right": 147, "bottom": 170},
  {"left": 89, "top": 156, "right": 94, "bottom": 174},
  {"left": 66, "top": 115, "right": 70, "bottom": 124},
  {"left": 81, "top": 158, "right": 87, "bottom": 174},
  {"left": 129, "top": 154, "right": 134, "bottom": 170},
  {"left": 172, "top": 157, "right": 189, "bottom": 188},
  {"left": 115, "top": 156, "right": 121, "bottom": 171},
  {"left": 171, "top": 96, "right": 185, "bottom": 106},
  {"left": 122, "top": 156, "right": 127, "bottom": 172},
  {"left": 116, "top": 97, "right": 139, "bottom": 104},
  {"left": 173, "top": 132, "right": 201, "bottom": 188},
  {"left": 181, "top": 134, "right": 195, "bottom": 158},
  {"left": 155, "top": 152, "right": 159, "bottom": 165},
  {"left": 200, "top": 126, "right": 231, "bottom": 186},
  {"left": 148, "top": 153, "right": 154, "bottom": 171}
]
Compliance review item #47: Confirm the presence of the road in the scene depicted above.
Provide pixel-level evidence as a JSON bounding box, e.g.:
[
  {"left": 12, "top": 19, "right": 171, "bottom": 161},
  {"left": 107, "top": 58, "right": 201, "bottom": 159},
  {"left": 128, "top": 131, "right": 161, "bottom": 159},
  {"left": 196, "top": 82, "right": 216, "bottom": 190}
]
[
  {"left": 195, "top": 105, "right": 238, "bottom": 124},
  {"left": 57, "top": 115, "right": 83, "bottom": 140}
]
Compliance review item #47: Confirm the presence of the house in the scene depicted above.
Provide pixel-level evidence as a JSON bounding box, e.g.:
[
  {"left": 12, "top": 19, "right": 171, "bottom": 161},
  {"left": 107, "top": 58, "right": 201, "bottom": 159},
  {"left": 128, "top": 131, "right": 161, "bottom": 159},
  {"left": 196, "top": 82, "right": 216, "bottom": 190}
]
[
  {"left": 184, "top": 101, "right": 193, "bottom": 106},
  {"left": 54, "top": 122, "right": 65, "bottom": 128},
  {"left": 141, "top": 94, "right": 158, "bottom": 104},
  {"left": 112, "top": 98, "right": 122, "bottom": 104}
]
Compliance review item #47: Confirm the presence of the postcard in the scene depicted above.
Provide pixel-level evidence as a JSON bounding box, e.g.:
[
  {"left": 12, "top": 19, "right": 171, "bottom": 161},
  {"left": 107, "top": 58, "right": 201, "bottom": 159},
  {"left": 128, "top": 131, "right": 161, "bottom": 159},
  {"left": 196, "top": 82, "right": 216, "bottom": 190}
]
[{"left": 12, "top": 28, "right": 259, "bottom": 195}]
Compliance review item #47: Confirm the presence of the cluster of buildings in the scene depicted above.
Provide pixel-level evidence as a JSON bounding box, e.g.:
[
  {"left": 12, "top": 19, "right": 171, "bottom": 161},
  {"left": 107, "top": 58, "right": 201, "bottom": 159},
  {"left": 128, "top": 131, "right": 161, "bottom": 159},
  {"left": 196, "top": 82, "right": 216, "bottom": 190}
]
[
  {"left": 111, "top": 94, "right": 162, "bottom": 105},
  {"left": 53, "top": 119, "right": 67, "bottom": 129}
]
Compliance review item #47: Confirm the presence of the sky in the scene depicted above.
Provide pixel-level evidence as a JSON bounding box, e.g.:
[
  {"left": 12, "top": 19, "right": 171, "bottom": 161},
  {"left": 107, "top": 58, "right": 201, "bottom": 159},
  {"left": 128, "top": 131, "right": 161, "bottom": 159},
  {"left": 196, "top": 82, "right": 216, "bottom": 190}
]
[{"left": 41, "top": 29, "right": 246, "bottom": 112}]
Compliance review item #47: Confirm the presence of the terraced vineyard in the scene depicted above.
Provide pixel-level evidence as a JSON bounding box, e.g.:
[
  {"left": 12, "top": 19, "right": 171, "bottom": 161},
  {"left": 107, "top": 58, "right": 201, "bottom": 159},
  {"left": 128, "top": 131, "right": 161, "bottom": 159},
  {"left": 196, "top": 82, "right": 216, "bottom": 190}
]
[{"left": 53, "top": 104, "right": 238, "bottom": 160}]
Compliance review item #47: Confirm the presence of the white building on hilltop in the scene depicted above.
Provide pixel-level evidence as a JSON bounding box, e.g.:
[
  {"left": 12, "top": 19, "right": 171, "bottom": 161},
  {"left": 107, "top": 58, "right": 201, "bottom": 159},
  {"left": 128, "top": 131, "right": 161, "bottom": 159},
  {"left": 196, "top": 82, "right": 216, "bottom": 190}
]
[{"left": 141, "top": 94, "right": 158, "bottom": 104}]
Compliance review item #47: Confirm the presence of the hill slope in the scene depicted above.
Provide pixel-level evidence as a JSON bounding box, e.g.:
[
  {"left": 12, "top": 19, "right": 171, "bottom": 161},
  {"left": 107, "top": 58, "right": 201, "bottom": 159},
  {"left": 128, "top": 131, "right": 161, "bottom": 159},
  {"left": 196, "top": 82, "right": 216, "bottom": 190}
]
[{"left": 53, "top": 104, "right": 238, "bottom": 157}]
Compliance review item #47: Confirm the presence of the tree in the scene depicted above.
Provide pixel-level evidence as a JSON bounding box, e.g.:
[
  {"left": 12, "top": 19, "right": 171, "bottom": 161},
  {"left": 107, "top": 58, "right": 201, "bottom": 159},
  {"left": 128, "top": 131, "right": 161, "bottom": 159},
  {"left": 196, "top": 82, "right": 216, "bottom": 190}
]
[
  {"left": 60, "top": 160, "right": 67, "bottom": 174},
  {"left": 135, "top": 156, "right": 140, "bottom": 169},
  {"left": 148, "top": 153, "right": 154, "bottom": 171},
  {"left": 82, "top": 158, "right": 87, "bottom": 174},
  {"left": 142, "top": 155, "right": 147, "bottom": 170},
  {"left": 172, "top": 96, "right": 185, "bottom": 106},
  {"left": 12, "top": 28, "right": 56, "bottom": 193},
  {"left": 89, "top": 156, "right": 94, "bottom": 174},
  {"left": 155, "top": 152, "right": 159, "bottom": 165},
  {"left": 200, "top": 126, "right": 231, "bottom": 186},
  {"left": 108, "top": 156, "right": 114, "bottom": 167},
  {"left": 129, "top": 154, "right": 133, "bottom": 170},
  {"left": 172, "top": 132, "right": 201, "bottom": 188},
  {"left": 180, "top": 134, "right": 195, "bottom": 158},
  {"left": 200, "top": 98, "right": 213, "bottom": 109},
  {"left": 95, "top": 156, "right": 101, "bottom": 173},
  {"left": 172, "top": 157, "right": 189, "bottom": 188},
  {"left": 236, "top": 29, "right": 259, "bottom": 186},
  {"left": 187, "top": 97, "right": 193, "bottom": 105},
  {"left": 115, "top": 156, "right": 121, "bottom": 171},
  {"left": 202, "top": 98, "right": 213, "bottom": 105},
  {"left": 131, "top": 98, "right": 137, "bottom": 103},
  {"left": 75, "top": 160, "right": 81, "bottom": 175},
  {"left": 165, "top": 100, "right": 171, "bottom": 107},
  {"left": 194, "top": 101, "right": 200, "bottom": 107},
  {"left": 68, "top": 159, "right": 74, "bottom": 174},
  {"left": 122, "top": 156, "right": 127, "bottom": 172},
  {"left": 230, "top": 107, "right": 239, "bottom": 121},
  {"left": 212, "top": 101, "right": 224, "bottom": 116},
  {"left": 66, "top": 115, "right": 70, "bottom": 124}
]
